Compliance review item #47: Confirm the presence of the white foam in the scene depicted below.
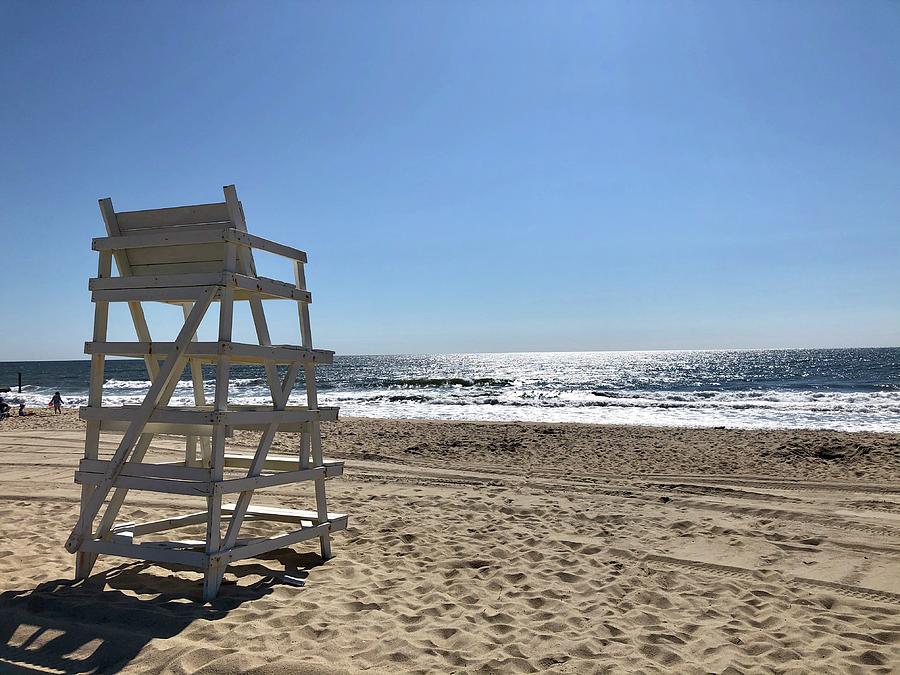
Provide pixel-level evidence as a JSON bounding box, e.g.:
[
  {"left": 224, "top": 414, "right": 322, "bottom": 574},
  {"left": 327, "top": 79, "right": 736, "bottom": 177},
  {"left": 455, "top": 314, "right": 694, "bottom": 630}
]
[{"left": 15, "top": 378, "right": 900, "bottom": 432}]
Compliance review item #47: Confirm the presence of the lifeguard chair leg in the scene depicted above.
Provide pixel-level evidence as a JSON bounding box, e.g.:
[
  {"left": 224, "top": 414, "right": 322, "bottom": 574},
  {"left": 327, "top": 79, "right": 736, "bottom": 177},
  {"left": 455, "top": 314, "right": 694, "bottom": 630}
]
[{"left": 203, "top": 286, "right": 234, "bottom": 602}]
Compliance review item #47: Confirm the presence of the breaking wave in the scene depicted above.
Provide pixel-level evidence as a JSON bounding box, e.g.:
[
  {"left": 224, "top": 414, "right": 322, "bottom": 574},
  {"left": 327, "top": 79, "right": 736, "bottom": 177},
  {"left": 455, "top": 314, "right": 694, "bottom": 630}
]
[{"left": 382, "top": 377, "right": 513, "bottom": 388}]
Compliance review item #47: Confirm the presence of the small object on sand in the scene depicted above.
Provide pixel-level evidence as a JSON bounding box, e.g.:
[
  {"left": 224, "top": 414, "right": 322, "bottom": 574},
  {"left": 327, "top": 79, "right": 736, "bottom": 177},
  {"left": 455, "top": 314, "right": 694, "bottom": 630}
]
[{"left": 280, "top": 575, "right": 306, "bottom": 587}]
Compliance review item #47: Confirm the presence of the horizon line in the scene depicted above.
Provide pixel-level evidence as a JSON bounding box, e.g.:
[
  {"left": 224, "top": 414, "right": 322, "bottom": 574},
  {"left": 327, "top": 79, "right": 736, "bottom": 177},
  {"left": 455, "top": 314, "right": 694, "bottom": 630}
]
[{"left": 2, "top": 343, "right": 898, "bottom": 364}]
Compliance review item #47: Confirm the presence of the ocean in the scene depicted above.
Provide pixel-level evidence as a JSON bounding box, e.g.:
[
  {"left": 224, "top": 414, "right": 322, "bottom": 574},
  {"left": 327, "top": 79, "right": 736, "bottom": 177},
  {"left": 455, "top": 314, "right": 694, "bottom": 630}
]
[{"left": 1, "top": 348, "right": 898, "bottom": 432}]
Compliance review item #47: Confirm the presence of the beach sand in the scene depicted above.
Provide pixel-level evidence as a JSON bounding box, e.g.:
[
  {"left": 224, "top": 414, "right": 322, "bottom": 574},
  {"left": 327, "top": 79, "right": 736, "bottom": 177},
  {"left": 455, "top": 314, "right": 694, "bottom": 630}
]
[{"left": 1, "top": 410, "right": 899, "bottom": 673}]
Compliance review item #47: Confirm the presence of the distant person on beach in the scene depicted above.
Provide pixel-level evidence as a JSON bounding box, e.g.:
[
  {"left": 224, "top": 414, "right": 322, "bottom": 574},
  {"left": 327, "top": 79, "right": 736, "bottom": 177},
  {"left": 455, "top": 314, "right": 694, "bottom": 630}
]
[
  {"left": 50, "top": 392, "right": 63, "bottom": 414},
  {"left": 19, "top": 402, "right": 31, "bottom": 416},
  {"left": 0, "top": 397, "right": 9, "bottom": 419}
]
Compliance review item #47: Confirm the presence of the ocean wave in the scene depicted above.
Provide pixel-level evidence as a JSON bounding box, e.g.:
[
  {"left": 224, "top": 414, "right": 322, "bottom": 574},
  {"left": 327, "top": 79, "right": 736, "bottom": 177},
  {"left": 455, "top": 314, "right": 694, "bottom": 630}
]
[
  {"left": 328, "top": 388, "right": 900, "bottom": 415},
  {"left": 382, "top": 377, "right": 513, "bottom": 388},
  {"left": 229, "top": 378, "right": 269, "bottom": 387}
]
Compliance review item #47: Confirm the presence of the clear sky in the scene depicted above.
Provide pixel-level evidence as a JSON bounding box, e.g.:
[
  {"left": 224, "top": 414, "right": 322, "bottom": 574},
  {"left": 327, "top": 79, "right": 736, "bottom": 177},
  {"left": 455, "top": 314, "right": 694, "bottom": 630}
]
[{"left": 1, "top": 1, "right": 898, "bottom": 360}]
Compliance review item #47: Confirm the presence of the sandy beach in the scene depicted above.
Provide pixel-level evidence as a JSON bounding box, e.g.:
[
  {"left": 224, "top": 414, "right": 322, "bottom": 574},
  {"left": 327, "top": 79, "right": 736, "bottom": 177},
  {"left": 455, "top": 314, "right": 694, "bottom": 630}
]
[{"left": 1, "top": 409, "right": 899, "bottom": 673}]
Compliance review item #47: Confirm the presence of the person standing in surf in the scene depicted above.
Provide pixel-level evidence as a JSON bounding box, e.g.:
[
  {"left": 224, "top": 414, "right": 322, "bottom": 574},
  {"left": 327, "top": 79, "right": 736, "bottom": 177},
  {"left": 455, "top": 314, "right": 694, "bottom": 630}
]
[{"left": 50, "top": 392, "right": 64, "bottom": 414}]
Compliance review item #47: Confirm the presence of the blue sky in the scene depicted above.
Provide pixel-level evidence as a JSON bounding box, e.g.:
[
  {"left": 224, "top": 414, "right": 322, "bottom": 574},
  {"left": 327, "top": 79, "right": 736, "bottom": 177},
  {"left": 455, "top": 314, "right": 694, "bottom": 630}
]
[{"left": 1, "top": 1, "right": 898, "bottom": 359}]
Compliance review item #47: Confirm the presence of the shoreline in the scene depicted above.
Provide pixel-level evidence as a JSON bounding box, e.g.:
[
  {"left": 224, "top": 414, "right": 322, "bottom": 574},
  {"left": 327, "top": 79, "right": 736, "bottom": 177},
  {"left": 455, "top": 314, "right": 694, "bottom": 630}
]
[
  {"left": 10, "top": 406, "right": 900, "bottom": 432},
  {"left": 5, "top": 408, "right": 899, "bottom": 481}
]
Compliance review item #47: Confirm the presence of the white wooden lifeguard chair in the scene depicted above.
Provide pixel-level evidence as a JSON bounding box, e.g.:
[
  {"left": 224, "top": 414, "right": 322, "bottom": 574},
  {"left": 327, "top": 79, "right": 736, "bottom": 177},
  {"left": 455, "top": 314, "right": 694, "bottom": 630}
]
[{"left": 65, "top": 185, "right": 347, "bottom": 601}]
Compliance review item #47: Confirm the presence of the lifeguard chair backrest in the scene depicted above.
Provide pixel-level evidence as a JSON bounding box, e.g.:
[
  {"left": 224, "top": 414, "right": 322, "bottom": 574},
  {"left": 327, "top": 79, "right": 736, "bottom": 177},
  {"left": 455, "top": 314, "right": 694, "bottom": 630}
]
[{"left": 101, "top": 184, "right": 256, "bottom": 278}]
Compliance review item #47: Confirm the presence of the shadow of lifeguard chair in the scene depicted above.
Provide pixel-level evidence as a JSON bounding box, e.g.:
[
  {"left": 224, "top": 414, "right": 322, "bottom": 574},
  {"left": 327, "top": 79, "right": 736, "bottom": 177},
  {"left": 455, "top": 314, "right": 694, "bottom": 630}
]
[{"left": 65, "top": 185, "right": 346, "bottom": 601}]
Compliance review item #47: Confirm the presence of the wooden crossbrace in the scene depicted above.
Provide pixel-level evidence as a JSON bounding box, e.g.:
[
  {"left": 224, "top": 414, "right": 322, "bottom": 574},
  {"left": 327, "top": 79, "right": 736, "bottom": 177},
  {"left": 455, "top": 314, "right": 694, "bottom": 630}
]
[
  {"left": 221, "top": 364, "right": 300, "bottom": 551},
  {"left": 87, "top": 302, "right": 183, "bottom": 558},
  {"left": 66, "top": 287, "right": 216, "bottom": 553},
  {"left": 83, "top": 297, "right": 196, "bottom": 569},
  {"left": 91, "top": 356, "right": 196, "bottom": 544}
]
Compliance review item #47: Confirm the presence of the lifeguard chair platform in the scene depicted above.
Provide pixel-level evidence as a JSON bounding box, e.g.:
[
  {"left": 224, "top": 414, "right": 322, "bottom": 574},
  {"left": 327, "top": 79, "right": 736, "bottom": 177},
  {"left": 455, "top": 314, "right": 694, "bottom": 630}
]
[{"left": 65, "top": 185, "right": 346, "bottom": 601}]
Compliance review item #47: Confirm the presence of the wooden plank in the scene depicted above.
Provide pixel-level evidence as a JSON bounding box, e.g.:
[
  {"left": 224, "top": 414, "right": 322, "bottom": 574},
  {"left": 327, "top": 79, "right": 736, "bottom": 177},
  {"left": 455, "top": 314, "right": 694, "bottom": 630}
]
[
  {"left": 80, "top": 406, "right": 216, "bottom": 425},
  {"left": 128, "top": 511, "right": 209, "bottom": 536},
  {"left": 75, "top": 471, "right": 211, "bottom": 496},
  {"left": 81, "top": 404, "right": 338, "bottom": 428},
  {"left": 323, "top": 461, "right": 343, "bottom": 477},
  {"left": 230, "top": 274, "right": 312, "bottom": 303},
  {"left": 92, "top": 287, "right": 215, "bottom": 303},
  {"left": 91, "top": 277, "right": 310, "bottom": 303},
  {"left": 136, "top": 226, "right": 308, "bottom": 266},
  {"left": 85, "top": 341, "right": 333, "bottom": 365},
  {"left": 116, "top": 202, "right": 230, "bottom": 230},
  {"left": 224, "top": 453, "right": 344, "bottom": 475},
  {"left": 217, "top": 467, "right": 326, "bottom": 494},
  {"left": 80, "top": 538, "right": 208, "bottom": 567},
  {"left": 80, "top": 458, "right": 212, "bottom": 481},
  {"left": 90, "top": 272, "right": 229, "bottom": 291},
  {"left": 222, "top": 503, "right": 347, "bottom": 523},
  {"left": 145, "top": 536, "right": 267, "bottom": 549},
  {"left": 224, "top": 452, "right": 301, "bottom": 471},
  {"left": 93, "top": 420, "right": 219, "bottom": 436},
  {"left": 229, "top": 231, "right": 307, "bottom": 263},
  {"left": 130, "top": 260, "right": 224, "bottom": 276},
  {"left": 93, "top": 227, "right": 230, "bottom": 251},
  {"left": 85, "top": 341, "right": 171, "bottom": 356},
  {"left": 127, "top": 242, "right": 225, "bottom": 265},
  {"left": 90, "top": 420, "right": 320, "bottom": 438},
  {"left": 86, "top": 403, "right": 334, "bottom": 414},
  {"left": 216, "top": 523, "right": 333, "bottom": 565},
  {"left": 220, "top": 407, "right": 339, "bottom": 424},
  {"left": 227, "top": 343, "right": 333, "bottom": 364}
]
